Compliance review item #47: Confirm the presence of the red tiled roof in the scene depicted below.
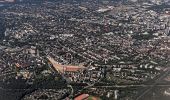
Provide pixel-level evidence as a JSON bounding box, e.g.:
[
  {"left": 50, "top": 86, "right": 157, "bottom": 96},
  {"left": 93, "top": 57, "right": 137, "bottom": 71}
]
[
  {"left": 65, "top": 66, "right": 84, "bottom": 72},
  {"left": 74, "top": 94, "right": 89, "bottom": 100}
]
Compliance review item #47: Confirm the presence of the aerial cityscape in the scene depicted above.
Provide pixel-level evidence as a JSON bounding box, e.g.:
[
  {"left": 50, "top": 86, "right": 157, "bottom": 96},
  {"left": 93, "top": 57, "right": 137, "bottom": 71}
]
[{"left": 0, "top": 0, "right": 169, "bottom": 100}]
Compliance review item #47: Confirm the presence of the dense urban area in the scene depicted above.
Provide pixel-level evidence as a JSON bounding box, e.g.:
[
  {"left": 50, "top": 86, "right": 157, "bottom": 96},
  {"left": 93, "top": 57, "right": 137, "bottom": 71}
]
[{"left": 0, "top": 0, "right": 170, "bottom": 100}]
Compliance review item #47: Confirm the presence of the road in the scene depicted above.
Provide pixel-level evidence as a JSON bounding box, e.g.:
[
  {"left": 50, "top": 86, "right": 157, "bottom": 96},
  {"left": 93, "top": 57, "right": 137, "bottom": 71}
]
[
  {"left": 94, "top": 84, "right": 170, "bottom": 88},
  {"left": 135, "top": 67, "right": 170, "bottom": 100}
]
